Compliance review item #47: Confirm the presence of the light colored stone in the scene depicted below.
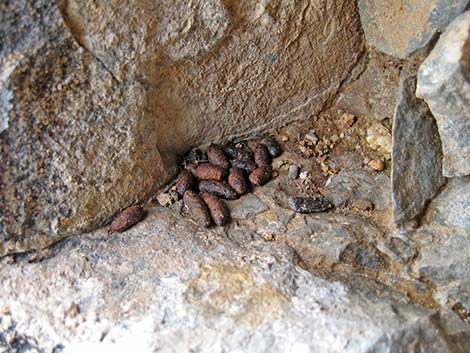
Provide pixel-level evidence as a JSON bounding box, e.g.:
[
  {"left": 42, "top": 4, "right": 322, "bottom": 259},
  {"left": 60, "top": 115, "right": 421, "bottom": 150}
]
[
  {"left": 324, "top": 170, "right": 391, "bottom": 210},
  {"left": 427, "top": 177, "right": 470, "bottom": 231},
  {"left": 417, "top": 11, "right": 470, "bottom": 177},
  {"left": 1, "top": 206, "right": 469, "bottom": 353},
  {"left": 366, "top": 123, "right": 392, "bottom": 156},
  {"left": 392, "top": 69, "right": 446, "bottom": 225},
  {"left": 359, "top": 0, "right": 470, "bottom": 59}
]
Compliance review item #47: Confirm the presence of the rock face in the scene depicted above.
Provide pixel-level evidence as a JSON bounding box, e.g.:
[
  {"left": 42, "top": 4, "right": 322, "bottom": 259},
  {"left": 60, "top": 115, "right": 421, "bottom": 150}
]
[
  {"left": 0, "top": 0, "right": 364, "bottom": 255},
  {"left": 417, "top": 11, "right": 470, "bottom": 177},
  {"left": 337, "top": 51, "right": 401, "bottom": 120},
  {"left": 0, "top": 0, "right": 170, "bottom": 255},
  {"left": 358, "top": 0, "right": 470, "bottom": 59},
  {"left": 1, "top": 166, "right": 470, "bottom": 353},
  {"left": 391, "top": 69, "right": 446, "bottom": 225}
]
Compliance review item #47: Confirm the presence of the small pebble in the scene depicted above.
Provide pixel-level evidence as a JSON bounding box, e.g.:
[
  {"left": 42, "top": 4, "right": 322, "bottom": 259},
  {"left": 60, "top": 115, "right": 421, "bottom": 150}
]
[
  {"left": 156, "top": 193, "right": 176, "bottom": 207},
  {"left": 299, "top": 171, "right": 308, "bottom": 179},
  {"left": 288, "top": 165, "right": 299, "bottom": 179},
  {"left": 305, "top": 131, "right": 319, "bottom": 144},
  {"left": 368, "top": 159, "right": 385, "bottom": 172},
  {"left": 281, "top": 135, "right": 289, "bottom": 142}
]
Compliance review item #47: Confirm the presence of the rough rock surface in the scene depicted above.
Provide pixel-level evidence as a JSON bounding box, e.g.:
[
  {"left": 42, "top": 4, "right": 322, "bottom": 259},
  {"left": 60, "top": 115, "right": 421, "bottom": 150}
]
[
  {"left": 0, "top": 0, "right": 170, "bottom": 256},
  {"left": 337, "top": 51, "right": 401, "bottom": 120},
  {"left": 417, "top": 11, "right": 470, "bottom": 177},
  {"left": 0, "top": 0, "right": 364, "bottom": 255},
  {"left": 391, "top": 69, "right": 446, "bottom": 225},
  {"left": 426, "top": 177, "right": 470, "bottom": 231},
  {"left": 1, "top": 165, "right": 470, "bottom": 353},
  {"left": 358, "top": 0, "right": 470, "bottom": 59}
]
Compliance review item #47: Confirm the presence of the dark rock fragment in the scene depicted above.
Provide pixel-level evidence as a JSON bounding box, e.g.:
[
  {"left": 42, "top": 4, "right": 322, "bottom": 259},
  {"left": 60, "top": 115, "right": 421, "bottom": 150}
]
[{"left": 288, "top": 195, "right": 332, "bottom": 213}]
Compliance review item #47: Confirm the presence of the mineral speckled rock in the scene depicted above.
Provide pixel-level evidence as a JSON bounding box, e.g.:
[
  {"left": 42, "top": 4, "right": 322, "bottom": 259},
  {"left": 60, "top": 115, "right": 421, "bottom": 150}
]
[
  {"left": 359, "top": 0, "right": 470, "bottom": 58},
  {"left": 417, "top": 11, "right": 470, "bottom": 177},
  {"left": 392, "top": 69, "right": 447, "bottom": 225}
]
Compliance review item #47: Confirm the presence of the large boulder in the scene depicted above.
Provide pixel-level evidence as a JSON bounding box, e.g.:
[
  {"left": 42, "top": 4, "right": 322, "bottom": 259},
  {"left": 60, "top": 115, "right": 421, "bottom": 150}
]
[
  {"left": 417, "top": 11, "right": 470, "bottom": 177},
  {"left": 359, "top": 0, "right": 470, "bottom": 59},
  {"left": 0, "top": 0, "right": 363, "bottom": 255}
]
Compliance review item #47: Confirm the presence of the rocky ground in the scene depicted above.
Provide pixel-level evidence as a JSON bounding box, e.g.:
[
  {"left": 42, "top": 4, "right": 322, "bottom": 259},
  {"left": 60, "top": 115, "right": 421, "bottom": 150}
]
[{"left": 1, "top": 112, "right": 469, "bottom": 352}]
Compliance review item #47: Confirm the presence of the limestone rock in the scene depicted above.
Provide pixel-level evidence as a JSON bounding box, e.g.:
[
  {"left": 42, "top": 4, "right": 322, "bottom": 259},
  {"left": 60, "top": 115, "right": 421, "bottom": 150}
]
[
  {"left": 359, "top": 0, "right": 470, "bottom": 59},
  {"left": 391, "top": 69, "right": 446, "bottom": 225},
  {"left": 428, "top": 177, "right": 470, "bottom": 231},
  {"left": 337, "top": 51, "right": 401, "bottom": 120},
  {"left": 417, "top": 11, "right": 470, "bottom": 177},
  {"left": 0, "top": 0, "right": 364, "bottom": 255},
  {"left": 0, "top": 0, "right": 169, "bottom": 256},
  {"left": 1, "top": 206, "right": 469, "bottom": 353}
]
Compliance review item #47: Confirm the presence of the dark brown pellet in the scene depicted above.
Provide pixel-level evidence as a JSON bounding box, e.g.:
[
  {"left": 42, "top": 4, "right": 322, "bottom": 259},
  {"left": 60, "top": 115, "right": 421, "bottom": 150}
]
[
  {"left": 175, "top": 170, "right": 195, "bottom": 196},
  {"left": 111, "top": 205, "right": 146, "bottom": 232},
  {"left": 228, "top": 167, "right": 249, "bottom": 195},
  {"left": 249, "top": 165, "right": 272, "bottom": 186},
  {"left": 200, "top": 192, "right": 230, "bottom": 226},
  {"left": 224, "top": 143, "right": 244, "bottom": 159},
  {"left": 199, "top": 180, "right": 238, "bottom": 200},
  {"left": 183, "top": 190, "right": 212, "bottom": 227},
  {"left": 207, "top": 144, "right": 230, "bottom": 169},
  {"left": 288, "top": 195, "right": 333, "bottom": 213},
  {"left": 192, "top": 163, "right": 226, "bottom": 181},
  {"left": 254, "top": 144, "right": 270, "bottom": 167},
  {"left": 230, "top": 159, "right": 257, "bottom": 173},
  {"left": 260, "top": 137, "right": 282, "bottom": 157}
]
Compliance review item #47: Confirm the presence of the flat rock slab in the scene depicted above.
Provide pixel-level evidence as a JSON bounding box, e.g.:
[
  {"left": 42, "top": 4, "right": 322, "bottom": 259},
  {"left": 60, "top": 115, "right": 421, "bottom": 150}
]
[
  {"left": 1, "top": 206, "right": 470, "bottom": 353},
  {"left": 391, "top": 69, "right": 446, "bottom": 225},
  {"left": 417, "top": 11, "right": 470, "bottom": 177},
  {"left": 359, "top": 0, "right": 470, "bottom": 58}
]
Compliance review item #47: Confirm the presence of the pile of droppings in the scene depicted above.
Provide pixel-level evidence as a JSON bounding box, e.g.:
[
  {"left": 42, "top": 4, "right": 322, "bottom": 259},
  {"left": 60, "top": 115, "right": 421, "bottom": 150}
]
[{"left": 111, "top": 136, "right": 334, "bottom": 231}]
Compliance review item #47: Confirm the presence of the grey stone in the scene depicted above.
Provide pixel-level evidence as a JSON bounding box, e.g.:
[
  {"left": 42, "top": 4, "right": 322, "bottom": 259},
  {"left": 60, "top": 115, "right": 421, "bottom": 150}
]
[
  {"left": 391, "top": 69, "right": 447, "bottom": 225},
  {"left": 337, "top": 51, "right": 401, "bottom": 120},
  {"left": 323, "top": 170, "right": 391, "bottom": 210},
  {"left": 413, "top": 227, "right": 470, "bottom": 313},
  {"left": 288, "top": 165, "right": 300, "bottom": 179},
  {"left": 417, "top": 11, "right": 470, "bottom": 177},
  {"left": 1, "top": 205, "right": 469, "bottom": 353},
  {"left": 359, "top": 0, "right": 470, "bottom": 59},
  {"left": 428, "top": 177, "right": 470, "bottom": 231},
  {"left": 227, "top": 194, "right": 268, "bottom": 220}
]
